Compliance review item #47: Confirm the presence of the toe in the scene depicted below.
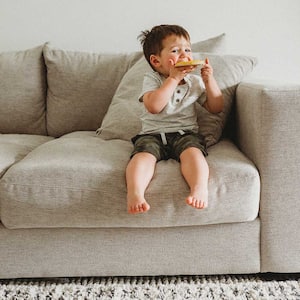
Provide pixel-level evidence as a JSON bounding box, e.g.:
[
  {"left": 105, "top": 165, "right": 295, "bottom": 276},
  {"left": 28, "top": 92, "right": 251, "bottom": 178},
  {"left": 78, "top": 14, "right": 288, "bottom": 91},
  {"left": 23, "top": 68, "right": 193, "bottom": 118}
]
[
  {"left": 186, "top": 196, "right": 192, "bottom": 205},
  {"left": 142, "top": 202, "right": 150, "bottom": 212}
]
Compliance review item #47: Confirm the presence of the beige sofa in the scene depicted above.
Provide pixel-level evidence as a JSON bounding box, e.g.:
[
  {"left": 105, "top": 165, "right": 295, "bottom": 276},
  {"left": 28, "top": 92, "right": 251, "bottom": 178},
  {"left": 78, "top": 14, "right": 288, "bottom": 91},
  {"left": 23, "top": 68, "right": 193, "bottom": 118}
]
[{"left": 0, "top": 35, "right": 299, "bottom": 278}]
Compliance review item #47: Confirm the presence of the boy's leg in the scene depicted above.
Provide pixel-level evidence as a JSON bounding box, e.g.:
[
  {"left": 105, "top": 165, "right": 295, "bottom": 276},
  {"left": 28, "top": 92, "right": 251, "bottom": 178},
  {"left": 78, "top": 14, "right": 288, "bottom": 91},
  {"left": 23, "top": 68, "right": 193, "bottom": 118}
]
[
  {"left": 180, "top": 147, "right": 209, "bottom": 209},
  {"left": 126, "top": 152, "right": 157, "bottom": 214}
]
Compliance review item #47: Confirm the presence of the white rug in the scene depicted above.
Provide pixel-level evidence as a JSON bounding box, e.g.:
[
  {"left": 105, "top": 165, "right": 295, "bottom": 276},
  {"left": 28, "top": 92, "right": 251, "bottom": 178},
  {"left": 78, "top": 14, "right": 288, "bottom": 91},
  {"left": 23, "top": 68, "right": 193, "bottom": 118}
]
[{"left": 1, "top": 274, "right": 300, "bottom": 299}]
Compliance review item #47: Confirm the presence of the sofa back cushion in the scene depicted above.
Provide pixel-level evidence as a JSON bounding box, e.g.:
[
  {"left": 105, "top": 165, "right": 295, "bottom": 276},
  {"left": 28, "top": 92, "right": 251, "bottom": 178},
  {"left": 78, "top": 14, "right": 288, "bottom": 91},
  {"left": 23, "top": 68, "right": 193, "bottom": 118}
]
[
  {"left": 0, "top": 45, "right": 47, "bottom": 135},
  {"left": 43, "top": 44, "right": 142, "bottom": 137}
]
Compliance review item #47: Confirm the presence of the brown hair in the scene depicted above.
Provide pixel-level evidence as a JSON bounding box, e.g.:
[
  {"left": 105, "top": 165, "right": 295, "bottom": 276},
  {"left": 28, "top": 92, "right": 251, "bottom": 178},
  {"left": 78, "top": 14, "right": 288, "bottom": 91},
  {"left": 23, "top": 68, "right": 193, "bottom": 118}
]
[{"left": 138, "top": 24, "right": 191, "bottom": 66}]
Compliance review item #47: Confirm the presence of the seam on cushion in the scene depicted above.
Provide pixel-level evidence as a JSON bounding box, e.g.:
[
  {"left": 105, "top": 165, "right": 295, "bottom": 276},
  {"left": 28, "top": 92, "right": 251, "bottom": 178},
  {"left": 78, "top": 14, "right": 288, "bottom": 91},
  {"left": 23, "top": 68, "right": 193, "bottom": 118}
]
[{"left": 0, "top": 183, "right": 111, "bottom": 192}]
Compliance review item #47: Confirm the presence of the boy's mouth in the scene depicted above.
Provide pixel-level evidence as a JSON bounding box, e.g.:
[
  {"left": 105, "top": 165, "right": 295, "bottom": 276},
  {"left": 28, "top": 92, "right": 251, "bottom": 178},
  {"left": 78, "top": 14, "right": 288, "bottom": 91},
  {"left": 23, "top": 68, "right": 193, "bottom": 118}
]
[{"left": 175, "top": 60, "right": 204, "bottom": 67}]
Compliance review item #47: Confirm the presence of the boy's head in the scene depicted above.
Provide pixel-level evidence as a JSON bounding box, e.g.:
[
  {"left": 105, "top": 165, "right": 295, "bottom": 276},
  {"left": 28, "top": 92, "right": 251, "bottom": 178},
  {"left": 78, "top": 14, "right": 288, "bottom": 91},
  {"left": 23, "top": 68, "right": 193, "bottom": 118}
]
[{"left": 138, "top": 25, "right": 191, "bottom": 72}]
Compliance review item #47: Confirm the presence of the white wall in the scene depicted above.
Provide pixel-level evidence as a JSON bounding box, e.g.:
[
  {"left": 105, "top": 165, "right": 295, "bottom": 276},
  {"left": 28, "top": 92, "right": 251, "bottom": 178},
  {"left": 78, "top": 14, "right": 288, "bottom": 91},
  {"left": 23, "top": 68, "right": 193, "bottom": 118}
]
[{"left": 1, "top": 0, "right": 299, "bottom": 83}]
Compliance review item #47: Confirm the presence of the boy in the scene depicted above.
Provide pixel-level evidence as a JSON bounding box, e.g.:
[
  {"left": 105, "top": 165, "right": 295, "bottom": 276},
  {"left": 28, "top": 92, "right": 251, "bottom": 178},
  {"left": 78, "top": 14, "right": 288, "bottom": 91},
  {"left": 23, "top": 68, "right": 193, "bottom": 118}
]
[{"left": 126, "top": 25, "right": 224, "bottom": 214}]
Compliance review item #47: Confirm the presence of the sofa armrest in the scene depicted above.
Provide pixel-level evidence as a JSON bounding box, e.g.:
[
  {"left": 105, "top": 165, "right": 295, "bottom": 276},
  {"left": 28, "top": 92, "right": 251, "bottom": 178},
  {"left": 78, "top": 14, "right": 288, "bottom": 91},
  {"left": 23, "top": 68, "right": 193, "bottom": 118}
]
[{"left": 236, "top": 80, "right": 300, "bottom": 272}]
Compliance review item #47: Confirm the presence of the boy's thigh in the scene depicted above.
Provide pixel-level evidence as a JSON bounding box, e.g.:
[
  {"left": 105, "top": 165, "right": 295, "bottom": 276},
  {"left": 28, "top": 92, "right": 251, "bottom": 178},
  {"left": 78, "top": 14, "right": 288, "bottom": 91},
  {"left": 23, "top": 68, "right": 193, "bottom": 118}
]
[
  {"left": 131, "top": 134, "right": 165, "bottom": 161},
  {"left": 172, "top": 132, "right": 207, "bottom": 161}
]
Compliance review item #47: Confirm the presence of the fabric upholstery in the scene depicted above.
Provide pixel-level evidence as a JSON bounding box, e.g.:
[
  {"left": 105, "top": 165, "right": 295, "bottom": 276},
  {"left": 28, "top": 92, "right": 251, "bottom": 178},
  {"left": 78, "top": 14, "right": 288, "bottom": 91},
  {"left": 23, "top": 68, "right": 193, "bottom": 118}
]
[
  {"left": 0, "top": 45, "right": 47, "bottom": 135},
  {"left": 0, "top": 134, "right": 53, "bottom": 178},
  {"left": 43, "top": 43, "right": 142, "bottom": 137},
  {"left": 0, "top": 220, "right": 260, "bottom": 278},
  {"left": 0, "top": 135, "right": 259, "bottom": 229},
  {"left": 2, "top": 34, "right": 299, "bottom": 278},
  {"left": 191, "top": 33, "right": 226, "bottom": 53},
  {"left": 236, "top": 81, "right": 300, "bottom": 273}
]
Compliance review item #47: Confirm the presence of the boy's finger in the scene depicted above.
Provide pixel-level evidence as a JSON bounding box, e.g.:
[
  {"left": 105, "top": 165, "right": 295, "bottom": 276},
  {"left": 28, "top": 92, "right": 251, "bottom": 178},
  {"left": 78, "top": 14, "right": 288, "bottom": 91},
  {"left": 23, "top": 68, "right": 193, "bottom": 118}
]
[{"left": 205, "top": 57, "right": 209, "bottom": 64}]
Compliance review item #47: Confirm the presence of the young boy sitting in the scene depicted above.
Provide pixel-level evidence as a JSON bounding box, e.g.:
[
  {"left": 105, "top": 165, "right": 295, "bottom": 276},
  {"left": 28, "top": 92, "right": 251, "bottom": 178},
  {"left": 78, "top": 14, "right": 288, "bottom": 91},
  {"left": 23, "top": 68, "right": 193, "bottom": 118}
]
[{"left": 126, "top": 24, "right": 224, "bottom": 214}]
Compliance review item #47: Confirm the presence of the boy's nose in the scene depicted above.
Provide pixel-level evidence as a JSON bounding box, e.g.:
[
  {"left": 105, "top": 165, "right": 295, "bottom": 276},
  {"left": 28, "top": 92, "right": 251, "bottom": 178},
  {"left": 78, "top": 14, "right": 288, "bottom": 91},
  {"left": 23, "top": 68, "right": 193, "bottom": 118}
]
[{"left": 179, "top": 49, "right": 188, "bottom": 57}]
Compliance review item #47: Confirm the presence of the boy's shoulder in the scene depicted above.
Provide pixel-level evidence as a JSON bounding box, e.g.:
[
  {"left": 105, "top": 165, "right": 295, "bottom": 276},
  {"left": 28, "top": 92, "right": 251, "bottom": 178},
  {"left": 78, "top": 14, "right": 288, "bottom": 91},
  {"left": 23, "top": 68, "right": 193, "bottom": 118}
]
[
  {"left": 144, "top": 70, "right": 162, "bottom": 79},
  {"left": 143, "top": 71, "right": 164, "bottom": 84}
]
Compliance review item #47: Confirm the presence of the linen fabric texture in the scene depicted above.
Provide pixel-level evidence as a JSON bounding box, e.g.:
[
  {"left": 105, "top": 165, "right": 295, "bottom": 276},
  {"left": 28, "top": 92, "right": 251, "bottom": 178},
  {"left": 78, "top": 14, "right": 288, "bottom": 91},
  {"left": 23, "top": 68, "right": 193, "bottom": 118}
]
[{"left": 0, "top": 45, "right": 47, "bottom": 135}]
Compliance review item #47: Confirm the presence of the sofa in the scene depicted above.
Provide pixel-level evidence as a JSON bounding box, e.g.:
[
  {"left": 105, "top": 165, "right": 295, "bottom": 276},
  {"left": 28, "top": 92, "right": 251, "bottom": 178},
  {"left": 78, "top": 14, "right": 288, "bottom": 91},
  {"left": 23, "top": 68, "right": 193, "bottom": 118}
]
[{"left": 0, "top": 34, "right": 299, "bottom": 279}]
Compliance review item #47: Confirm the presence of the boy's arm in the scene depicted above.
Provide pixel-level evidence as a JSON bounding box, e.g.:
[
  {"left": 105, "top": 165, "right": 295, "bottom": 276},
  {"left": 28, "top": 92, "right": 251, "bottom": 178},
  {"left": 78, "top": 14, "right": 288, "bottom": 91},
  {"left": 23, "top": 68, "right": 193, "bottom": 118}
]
[
  {"left": 201, "top": 58, "right": 224, "bottom": 114},
  {"left": 143, "top": 62, "right": 195, "bottom": 114},
  {"left": 143, "top": 77, "right": 179, "bottom": 114}
]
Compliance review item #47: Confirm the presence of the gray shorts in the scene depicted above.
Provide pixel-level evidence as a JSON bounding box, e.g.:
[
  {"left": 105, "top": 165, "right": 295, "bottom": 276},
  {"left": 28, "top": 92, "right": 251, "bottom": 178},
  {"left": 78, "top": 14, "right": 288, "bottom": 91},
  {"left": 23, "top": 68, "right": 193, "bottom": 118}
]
[{"left": 130, "top": 131, "right": 207, "bottom": 161}]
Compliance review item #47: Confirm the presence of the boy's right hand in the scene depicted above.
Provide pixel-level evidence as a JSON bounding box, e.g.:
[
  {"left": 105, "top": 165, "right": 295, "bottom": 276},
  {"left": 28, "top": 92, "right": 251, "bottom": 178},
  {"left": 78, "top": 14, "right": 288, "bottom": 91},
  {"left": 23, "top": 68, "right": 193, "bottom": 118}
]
[{"left": 169, "top": 60, "right": 195, "bottom": 83}]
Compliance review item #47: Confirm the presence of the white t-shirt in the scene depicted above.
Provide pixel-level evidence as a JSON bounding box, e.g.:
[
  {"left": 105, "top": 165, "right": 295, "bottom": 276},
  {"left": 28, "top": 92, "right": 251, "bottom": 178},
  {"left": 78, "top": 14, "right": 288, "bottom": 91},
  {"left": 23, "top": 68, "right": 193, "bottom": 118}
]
[{"left": 138, "top": 71, "right": 206, "bottom": 135}]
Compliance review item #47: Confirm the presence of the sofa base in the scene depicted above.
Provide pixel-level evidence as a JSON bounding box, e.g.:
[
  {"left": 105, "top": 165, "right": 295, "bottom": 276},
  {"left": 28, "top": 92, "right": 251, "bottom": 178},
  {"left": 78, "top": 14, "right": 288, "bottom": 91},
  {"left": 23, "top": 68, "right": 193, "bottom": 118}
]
[{"left": 0, "top": 220, "right": 260, "bottom": 279}]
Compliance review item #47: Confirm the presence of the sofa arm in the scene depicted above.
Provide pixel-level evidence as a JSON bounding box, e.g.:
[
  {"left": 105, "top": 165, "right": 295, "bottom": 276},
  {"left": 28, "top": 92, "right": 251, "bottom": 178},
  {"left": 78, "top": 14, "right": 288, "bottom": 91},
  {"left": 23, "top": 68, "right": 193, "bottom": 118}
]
[{"left": 236, "top": 81, "right": 300, "bottom": 272}]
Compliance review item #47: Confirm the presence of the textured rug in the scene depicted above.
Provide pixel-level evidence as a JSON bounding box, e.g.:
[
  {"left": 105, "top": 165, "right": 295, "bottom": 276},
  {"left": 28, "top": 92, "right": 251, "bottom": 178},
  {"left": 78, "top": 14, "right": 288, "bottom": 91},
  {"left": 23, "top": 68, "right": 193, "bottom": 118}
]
[{"left": 0, "top": 274, "right": 300, "bottom": 299}]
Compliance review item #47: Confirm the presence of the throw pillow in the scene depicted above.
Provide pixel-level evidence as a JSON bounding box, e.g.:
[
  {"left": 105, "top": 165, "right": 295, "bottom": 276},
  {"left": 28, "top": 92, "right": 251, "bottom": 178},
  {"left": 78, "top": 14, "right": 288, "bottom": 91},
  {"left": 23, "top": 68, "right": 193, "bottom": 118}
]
[
  {"left": 192, "top": 33, "right": 226, "bottom": 53},
  {"left": 0, "top": 45, "right": 47, "bottom": 135},
  {"left": 193, "top": 53, "right": 257, "bottom": 146}
]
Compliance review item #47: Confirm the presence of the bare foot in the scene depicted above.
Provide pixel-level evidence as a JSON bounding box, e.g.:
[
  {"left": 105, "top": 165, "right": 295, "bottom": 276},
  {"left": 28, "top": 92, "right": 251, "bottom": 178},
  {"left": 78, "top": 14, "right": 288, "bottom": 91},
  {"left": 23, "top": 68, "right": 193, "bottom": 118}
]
[
  {"left": 127, "top": 194, "right": 150, "bottom": 214},
  {"left": 185, "top": 188, "right": 208, "bottom": 209}
]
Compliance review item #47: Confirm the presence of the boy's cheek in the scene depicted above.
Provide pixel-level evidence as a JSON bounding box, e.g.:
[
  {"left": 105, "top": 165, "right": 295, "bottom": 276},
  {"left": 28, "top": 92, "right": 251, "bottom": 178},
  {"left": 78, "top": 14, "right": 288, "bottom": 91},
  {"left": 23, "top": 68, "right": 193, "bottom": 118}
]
[{"left": 168, "top": 58, "right": 176, "bottom": 66}]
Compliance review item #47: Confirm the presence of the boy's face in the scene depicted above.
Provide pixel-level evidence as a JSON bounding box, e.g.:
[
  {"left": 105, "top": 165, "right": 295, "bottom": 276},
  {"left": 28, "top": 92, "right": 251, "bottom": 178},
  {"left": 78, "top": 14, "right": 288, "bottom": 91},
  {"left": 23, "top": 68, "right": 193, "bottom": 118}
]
[{"left": 150, "top": 34, "right": 193, "bottom": 76}]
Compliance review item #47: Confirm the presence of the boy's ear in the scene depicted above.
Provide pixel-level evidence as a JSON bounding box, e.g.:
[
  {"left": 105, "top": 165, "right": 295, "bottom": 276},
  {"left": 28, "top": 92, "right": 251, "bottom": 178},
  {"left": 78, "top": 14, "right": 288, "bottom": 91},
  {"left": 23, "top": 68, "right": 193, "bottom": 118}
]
[{"left": 150, "top": 54, "right": 160, "bottom": 68}]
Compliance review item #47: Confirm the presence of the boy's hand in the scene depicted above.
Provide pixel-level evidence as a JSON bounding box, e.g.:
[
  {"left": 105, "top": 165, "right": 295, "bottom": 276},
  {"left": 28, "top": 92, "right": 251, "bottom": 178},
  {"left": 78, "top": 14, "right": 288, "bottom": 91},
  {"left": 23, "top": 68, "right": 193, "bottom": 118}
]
[
  {"left": 201, "top": 58, "right": 213, "bottom": 84},
  {"left": 169, "top": 59, "right": 195, "bottom": 83},
  {"left": 201, "top": 57, "right": 224, "bottom": 114}
]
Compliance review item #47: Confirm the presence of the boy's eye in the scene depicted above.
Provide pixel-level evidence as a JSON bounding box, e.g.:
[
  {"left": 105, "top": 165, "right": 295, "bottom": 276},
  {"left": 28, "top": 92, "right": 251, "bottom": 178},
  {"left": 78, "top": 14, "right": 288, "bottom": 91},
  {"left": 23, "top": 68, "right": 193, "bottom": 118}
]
[{"left": 171, "top": 48, "right": 191, "bottom": 54}]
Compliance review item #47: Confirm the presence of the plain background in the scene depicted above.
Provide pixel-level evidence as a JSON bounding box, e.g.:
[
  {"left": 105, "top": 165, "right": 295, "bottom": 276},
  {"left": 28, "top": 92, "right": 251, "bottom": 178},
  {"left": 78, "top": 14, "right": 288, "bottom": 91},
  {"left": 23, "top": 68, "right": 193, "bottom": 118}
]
[{"left": 0, "top": 0, "right": 299, "bottom": 83}]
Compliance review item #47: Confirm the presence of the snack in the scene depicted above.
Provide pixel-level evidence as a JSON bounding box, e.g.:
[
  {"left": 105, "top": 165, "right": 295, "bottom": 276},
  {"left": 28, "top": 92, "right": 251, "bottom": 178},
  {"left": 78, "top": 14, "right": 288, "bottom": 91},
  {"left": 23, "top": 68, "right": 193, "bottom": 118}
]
[{"left": 175, "top": 59, "right": 205, "bottom": 67}]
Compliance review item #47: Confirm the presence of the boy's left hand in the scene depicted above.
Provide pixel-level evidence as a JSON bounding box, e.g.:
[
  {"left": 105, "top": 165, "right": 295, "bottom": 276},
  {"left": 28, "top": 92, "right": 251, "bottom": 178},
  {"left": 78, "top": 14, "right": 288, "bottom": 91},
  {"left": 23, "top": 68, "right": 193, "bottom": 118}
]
[{"left": 201, "top": 58, "right": 213, "bottom": 84}]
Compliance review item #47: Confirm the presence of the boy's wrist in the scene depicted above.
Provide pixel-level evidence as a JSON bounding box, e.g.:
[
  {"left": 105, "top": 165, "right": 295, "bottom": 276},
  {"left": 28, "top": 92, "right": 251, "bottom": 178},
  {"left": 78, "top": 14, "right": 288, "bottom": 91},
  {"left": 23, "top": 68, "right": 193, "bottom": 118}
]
[
  {"left": 167, "top": 76, "right": 181, "bottom": 86},
  {"left": 203, "top": 75, "right": 215, "bottom": 85}
]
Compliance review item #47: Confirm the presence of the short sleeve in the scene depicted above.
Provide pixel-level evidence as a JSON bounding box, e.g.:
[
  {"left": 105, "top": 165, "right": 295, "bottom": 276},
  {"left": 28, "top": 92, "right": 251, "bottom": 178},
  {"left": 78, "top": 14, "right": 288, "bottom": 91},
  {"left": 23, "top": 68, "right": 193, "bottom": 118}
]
[{"left": 138, "top": 72, "right": 163, "bottom": 102}]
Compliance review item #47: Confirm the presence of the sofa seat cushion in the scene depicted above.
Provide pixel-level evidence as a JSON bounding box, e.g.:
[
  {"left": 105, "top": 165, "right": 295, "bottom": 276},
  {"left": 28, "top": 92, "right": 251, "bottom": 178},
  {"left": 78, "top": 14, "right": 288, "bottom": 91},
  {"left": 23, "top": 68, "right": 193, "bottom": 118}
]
[
  {"left": 0, "top": 133, "right": 260, "bottom": 229},
  {"left": 0, "top": 134, "right": 54, "bottom": 178}
]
